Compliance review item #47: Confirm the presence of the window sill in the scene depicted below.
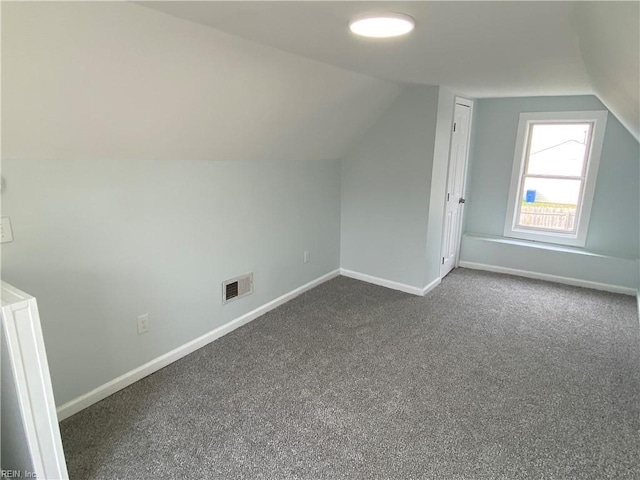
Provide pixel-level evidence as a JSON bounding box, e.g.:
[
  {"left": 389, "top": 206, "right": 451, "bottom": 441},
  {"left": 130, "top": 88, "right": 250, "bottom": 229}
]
[
  {"left": 503, "top": 227, "right": 586, "bottom": 248},
  {"left": 463, "top": 232, "right": 634, "bottom": 260}
]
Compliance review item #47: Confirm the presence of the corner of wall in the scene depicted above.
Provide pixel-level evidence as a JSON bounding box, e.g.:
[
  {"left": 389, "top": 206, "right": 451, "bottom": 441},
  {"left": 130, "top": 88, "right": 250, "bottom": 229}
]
[{"left": 340, "top": 86, "right": 441, "bottom": 290}]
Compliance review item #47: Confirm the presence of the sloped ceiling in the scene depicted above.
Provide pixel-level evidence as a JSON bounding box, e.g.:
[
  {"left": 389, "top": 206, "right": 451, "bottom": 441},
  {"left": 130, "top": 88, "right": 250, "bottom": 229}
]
[
  {"left": 1, "top": 2, "right": 400, "bottom": 162},
  {"left": 143, "top": 1, "right": 591, "bottom": 97},
  {"left": 574, "top": 1, "right": 640, "bottom": 141},
  {"left": 3, "top": 1, "right": 638, "bottom": 163},
  {"left": 143, "top": 1, "right": 639, "bottom": 141}
]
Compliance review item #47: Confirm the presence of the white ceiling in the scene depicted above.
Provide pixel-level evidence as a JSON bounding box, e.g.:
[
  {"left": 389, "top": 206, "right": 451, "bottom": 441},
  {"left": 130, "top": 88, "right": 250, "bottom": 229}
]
[
  {"left": 140, "top": 1, "right": 639, "bottom": 141},
  {"left": 142, "top": 1, "right": 592, "bottom": 98}
]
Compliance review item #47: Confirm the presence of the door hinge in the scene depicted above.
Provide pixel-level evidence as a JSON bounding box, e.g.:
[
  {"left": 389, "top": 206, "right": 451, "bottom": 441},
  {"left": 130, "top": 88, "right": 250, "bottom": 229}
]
[
  {"left": 453, "top": 122, "right": 457, "bottom": 132},
  {"left": 447, "top": 193, "right": 450, "bottom": 201},
  {"left": 442, "top": 257, "right": 445, "bottom": 265}
]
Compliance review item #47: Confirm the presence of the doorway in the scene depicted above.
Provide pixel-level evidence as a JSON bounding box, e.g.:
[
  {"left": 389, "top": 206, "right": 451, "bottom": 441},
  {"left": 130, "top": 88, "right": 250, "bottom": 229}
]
[{"left": 441, "top": 98, "right": 473, "bottom": 278}]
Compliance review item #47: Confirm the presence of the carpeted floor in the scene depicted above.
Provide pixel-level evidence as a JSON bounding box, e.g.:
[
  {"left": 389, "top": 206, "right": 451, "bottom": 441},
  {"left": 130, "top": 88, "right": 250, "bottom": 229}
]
[{"left": 60, "top": 269, "right": 640, "bottom": 479}]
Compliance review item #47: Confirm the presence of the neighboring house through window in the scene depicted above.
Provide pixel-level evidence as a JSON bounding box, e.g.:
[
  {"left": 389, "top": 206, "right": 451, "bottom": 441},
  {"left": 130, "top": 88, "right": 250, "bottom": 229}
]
[{"left": 504, "top": 110, "right": 608, "bottom": 247}]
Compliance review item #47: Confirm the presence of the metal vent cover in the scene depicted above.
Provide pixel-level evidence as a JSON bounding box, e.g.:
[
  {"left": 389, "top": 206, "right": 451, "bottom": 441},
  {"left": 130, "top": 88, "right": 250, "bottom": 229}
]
[{"left": 222, "top": 273, "right": 253, "bottom": 304}]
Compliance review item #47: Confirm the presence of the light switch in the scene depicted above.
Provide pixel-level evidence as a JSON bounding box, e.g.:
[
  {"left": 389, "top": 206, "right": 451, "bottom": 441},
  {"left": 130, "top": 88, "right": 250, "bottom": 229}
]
[{"left": 1, "top": 217, "right": 13, "bottom": 243}]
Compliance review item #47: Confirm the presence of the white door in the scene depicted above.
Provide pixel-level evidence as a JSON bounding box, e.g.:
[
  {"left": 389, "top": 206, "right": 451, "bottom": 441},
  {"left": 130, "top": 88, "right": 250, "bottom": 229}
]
[{"left": 441, "top": 99, "right": 473, "bottom": 278}]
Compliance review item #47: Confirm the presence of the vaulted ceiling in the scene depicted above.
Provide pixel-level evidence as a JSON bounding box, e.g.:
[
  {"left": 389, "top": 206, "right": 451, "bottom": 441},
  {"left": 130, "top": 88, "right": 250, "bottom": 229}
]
[
  {"left": 143, "top": 1, "right": 639, "bottom": 141},
  {"left": 2, "top": 1, "right": 401, "bottom": 162},
  {"left": 3, "top": 1, "right": 637, "bottom": 164}
]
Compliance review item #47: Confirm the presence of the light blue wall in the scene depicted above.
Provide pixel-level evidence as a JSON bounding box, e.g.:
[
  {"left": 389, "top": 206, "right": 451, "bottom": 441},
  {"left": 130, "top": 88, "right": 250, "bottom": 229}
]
[
  {"left": 464, "top": 95, "right": 639, "bottom": 258},
  {"left": 341, "top": 86, "right": 440, "bottom": 289},
  {"left": 1, "top": 159, "right": 341, "bottom": 405},
  {"left": 461, "top": 95, "right": 639, "bottom": 290},
  {"left": 0, "top": 0, "right": 388, "bottom": 409},
  {"left": 460, "top": 234, "right": 638, "bottom": 292}
]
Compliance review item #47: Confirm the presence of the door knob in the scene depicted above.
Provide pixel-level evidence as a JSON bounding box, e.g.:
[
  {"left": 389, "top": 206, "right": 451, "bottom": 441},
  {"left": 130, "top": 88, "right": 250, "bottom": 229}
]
[{"left": 459, "top": 198, "right": 466, "bottom": 204}]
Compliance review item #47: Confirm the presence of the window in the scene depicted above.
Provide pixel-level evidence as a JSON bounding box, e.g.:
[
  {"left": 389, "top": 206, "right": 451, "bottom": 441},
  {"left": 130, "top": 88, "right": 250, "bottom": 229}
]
[{"left": 504, "top": 110, "right": 607, "bottom": 247}]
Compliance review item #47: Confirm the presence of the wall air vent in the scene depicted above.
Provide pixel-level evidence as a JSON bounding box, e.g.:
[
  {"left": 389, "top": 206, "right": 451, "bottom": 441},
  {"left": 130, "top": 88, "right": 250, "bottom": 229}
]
[{"left": 222, "top": 273, "right": 253, "bottom": 304}]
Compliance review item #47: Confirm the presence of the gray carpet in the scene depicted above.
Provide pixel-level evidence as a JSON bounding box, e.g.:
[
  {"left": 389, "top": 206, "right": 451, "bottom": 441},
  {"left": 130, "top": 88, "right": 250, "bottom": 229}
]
[{"left": 60, "top": 269, "right": 640, "bottom": 479}]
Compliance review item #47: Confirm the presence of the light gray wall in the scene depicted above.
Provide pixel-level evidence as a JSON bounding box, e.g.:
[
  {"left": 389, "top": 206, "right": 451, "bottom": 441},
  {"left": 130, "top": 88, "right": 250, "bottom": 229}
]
[
  {"left": 1, "top": 159, "right": 341, "bottom": 405},
  {"left": 340, "top": 86, "right": 440, "bottom": 289},
  {"left": 464, "top": 95, "right": 639, "bottom": 259},
  {"left": 0, "top": 1, "right": 358, "bottom": 407}
]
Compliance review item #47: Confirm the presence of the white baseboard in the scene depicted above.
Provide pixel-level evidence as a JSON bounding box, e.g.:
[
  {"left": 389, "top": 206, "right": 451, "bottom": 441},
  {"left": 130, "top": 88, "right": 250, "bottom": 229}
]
[
  {"left": 57, "top": 269, "right": 340, "bottom": 421},
  {"left": 422, "top": 277, "right": 441, "bottom": 296},
  {"left": 339, "top": 268, "right": 430, "bottom": 296},
  {"left": 458, "top": 261, "right": 636, "bottom": 296}
]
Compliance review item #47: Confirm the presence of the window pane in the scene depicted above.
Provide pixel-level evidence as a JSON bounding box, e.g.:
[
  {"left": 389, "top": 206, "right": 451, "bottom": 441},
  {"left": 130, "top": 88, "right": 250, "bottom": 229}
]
[
  {"left": 526, "top": 123, "right": 591, "bottom": 177},
  {"left": 518, "top": 177, "right": 581, "bottom": 232}
]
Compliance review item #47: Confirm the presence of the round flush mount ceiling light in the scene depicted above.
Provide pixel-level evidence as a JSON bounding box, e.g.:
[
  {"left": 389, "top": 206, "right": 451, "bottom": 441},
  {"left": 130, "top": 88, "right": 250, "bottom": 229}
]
[{"left": 349, "top": 13, "right": 415, "bottom": 38}]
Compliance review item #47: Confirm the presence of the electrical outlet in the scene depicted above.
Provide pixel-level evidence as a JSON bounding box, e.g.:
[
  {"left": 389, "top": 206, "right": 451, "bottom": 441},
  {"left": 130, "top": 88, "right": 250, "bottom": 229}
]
[
  {"left": 303, "top": 250, "right": 310, "bottom": 263},
  {"left": 137, "top": 313, "right": 149, "bottom": 334},
  {"left": 1, "top": 217, "right": 14, "bottom": 243}
]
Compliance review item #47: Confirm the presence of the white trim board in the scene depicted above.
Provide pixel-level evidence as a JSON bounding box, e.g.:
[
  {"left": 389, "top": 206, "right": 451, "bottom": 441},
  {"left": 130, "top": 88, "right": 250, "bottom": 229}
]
[
  {"left": 422, "top": 277, "right": 441, "bottom": 296},
  {"left": 459, "top": 261, "right": 636, "bottom": 296},
  {"left": 57, "top": 269, "right": 340, "bottom": 421},
  {"left": 2, "top": 283, "right": 69, "bottom": 479},
  {"left": 340, "top": 269, "right": 422, "bottom": 295},
  {"left": 340, "top": 268, "right": 441, "bottom": 297}
]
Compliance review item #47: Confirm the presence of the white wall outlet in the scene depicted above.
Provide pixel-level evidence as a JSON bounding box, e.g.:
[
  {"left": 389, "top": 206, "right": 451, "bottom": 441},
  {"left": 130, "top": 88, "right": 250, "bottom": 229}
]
[
  {"left": 1, "top": 217, "right": 14, "bottom": 243},
  {"left": 137, "top": 313, "right": 149, "bottom": 334},
  {"left": 303, "top": 250, "right": 310, "bottom": 263}
]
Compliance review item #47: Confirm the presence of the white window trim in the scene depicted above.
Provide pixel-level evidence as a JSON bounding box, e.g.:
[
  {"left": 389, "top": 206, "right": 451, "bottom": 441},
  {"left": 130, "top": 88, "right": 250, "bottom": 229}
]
[{"left": 504, "top": 110, "right": 608, "bottom": 247}]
